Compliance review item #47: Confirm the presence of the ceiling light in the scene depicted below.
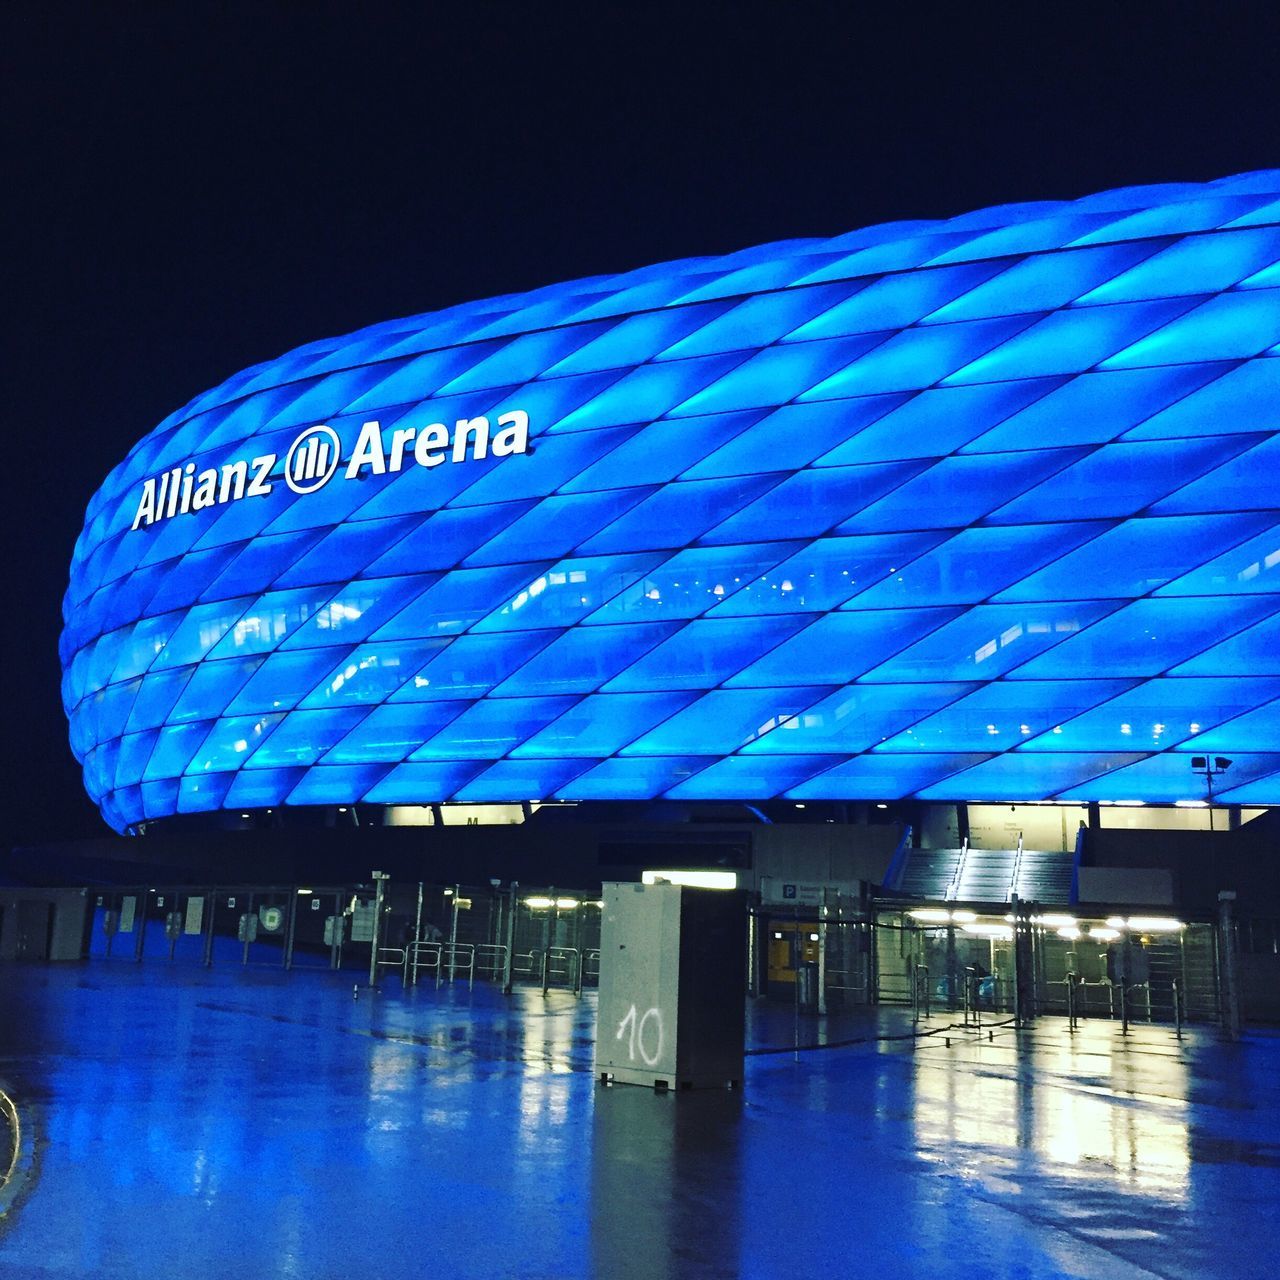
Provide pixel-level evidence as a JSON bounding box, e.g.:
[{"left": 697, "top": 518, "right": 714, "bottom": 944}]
[{"left": 641, "top": 869, "right": 739, "bottom": 890}]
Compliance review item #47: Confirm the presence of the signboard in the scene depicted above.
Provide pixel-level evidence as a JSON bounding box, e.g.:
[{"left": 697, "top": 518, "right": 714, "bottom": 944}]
[
  {"left": 132, "top": 411, "right": 530, "bottom": 531},
  {"left": 765, "top": 881, "right": 824, "bottom": 907}
]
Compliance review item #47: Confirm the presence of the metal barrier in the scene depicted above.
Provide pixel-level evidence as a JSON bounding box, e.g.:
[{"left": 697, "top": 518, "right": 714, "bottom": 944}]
[
  {"left": 824, "top": 967, "right": 871, "bottom": 1003},
  {"left": 962, "top": 965, "right": 982, "bottom": 1031},
  {"left": 1113, "top": 980, "right": 1151, "bottom": 1033},
  {"left": 474, "top": 943, "right": 509, "bottom": 982},
  {"left": 1076, "top": 979, "right": 1110, "bottom": 1018},
  {"left": 541, "top": 946, "right": 579, "bottom": 995},
  {"left": 1130, "top": 981, "right": 1152, "bottom": 1024},
  {"left": 573, "top": 947, "right": 600, "bottom": 996},
  {"left": 911, "top": 964, "right": 930, "bottom": 1023},
  {"left": 374, "top": 946, "right": 406, "bottom": 982},
  {"left": 988, "top": 973, "right": 1009, "bottom": 1016},
  {"left": 408, "top": 940, "right": 442, "bottom": 984},
  {"left": 71, "top": 885, "right": 1222, "bottom": 1036},
  {"left": 438, "top": 942, "right": 475, "bottom": 989}
]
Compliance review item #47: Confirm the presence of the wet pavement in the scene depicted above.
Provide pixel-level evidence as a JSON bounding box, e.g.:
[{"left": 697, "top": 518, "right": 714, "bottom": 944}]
[{"left": 1, "top": 963, "right": 1278, "bottom": 1279}]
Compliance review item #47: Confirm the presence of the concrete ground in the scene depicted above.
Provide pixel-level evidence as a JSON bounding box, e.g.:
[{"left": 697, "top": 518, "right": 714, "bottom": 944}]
[{"left": 0, "top": 963, "right": 1277, "bottom": 1280}]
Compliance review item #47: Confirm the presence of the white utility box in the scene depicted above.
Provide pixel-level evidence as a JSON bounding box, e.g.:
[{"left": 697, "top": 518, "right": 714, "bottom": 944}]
[{"left": 595, "top": 880, "right": 747, "bottom": 1090}]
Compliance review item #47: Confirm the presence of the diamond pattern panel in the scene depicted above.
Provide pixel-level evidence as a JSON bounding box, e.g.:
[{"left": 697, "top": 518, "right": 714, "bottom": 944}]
[{"left": 62, "top": 171, "right": 1280, "bottom": 830}]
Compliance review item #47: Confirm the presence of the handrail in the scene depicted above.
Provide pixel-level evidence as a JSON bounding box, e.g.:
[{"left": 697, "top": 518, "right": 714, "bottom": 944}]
[
  {"left": 1010, "top": 835, "right": 1024, "bottom": 902},
  {"left": 946, "top": 838, "right": 968, "bottom": 902}
]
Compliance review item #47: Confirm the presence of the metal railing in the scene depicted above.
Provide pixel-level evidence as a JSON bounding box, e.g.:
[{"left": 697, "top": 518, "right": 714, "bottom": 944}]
[
  {"left": 438, "top": 942, "right": 475, "bottom": 988},
  {"left": 540, "top": 946, "right": 579, "bottom": 994},
  {"left": 962, "top": 965, "right": 982, "bottom": 1030},
  {"left": 71, "top": 884, "right": 1230, "bottom": 1034},
  {"left": 823, "top": 966, "right": 871, "bottom": 1002},
  {"left": 911, "top": 964, "right": 931, "bottom": 1023},
  {"left": 474, "top": 943, "right": 509, "bottom": 982},
  {"left": 408, "top": 940, "right": 442, "bottom": 984},
  {"left": 374, "top": 945, "right": 406, "bottom": 981},
  {"left": 1065, "top": 971, "right": 1080, "bottom": 1031}
]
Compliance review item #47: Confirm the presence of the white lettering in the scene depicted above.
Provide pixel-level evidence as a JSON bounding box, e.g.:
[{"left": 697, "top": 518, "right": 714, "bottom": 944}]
[
  {"left": 165, "top": 467, "right": 182, "bottom": 519},
  {"left": 132, "top": 478, "right": 156, "bottom": 530},
  {"left": 247, "top": 454, "right": 275, "bottom": 497},
  {"left": 491, "top": 409, "right": 529, "bottom": 457},
  {"left": 220, "top": 460, "right": 248, "bottom": 503},
  {"left": 131, "top": 406, "right": 530, "bottom": 532},
  {"left": 346, "top": 420, "right": 386, "bottom": 477},
  {"left": 390, "top": 426, "right": 416, "bottom": 472},
  {"left": 452, "top": 415, "right": 489, "bottom": 463},
  {"left": 192, "top": 468, "right": 219, "bottom": 511},
  {"left": 413, "top": 422, "right": 449, "bottom": 468}
]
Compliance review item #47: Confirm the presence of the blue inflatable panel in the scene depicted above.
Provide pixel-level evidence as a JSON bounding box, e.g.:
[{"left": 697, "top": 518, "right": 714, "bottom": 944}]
[{"left": 63, "top": 171, "right": 1280, "bottom": 828}]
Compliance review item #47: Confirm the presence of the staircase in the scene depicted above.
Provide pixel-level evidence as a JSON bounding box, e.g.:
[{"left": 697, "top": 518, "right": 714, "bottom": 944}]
[
  {"left": 890, "top": 839, "right": 1077, "bottom": 907},
  {"left": 954, "top": 848, "right": 1018, "bottom": 903},
  {"left": 895, "top": 846, "right": 964, "bottom": 900},
  {"left": 1013, "top": 848, "right": 1075, "bottom": 905}
]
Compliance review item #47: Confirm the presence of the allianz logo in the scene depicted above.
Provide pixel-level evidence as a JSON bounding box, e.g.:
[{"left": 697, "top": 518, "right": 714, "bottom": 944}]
[{"left": 131, "top": 410, "right": 530, "bottom": 531}]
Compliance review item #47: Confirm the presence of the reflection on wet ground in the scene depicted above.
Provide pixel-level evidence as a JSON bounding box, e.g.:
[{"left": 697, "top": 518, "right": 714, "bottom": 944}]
[{"left": 1, "top": 964, "right": 1277, "bottom": 1279}]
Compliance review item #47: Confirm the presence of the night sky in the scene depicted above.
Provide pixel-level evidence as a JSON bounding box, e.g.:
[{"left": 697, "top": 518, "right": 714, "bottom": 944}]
[{"left": 5, "top": 4, "right": 1279, "bottom": 843}]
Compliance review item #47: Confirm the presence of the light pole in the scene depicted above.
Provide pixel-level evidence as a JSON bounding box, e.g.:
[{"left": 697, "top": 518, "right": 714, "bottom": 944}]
[{"left": 1191, "top": 756, "right": 1232, "bottom": 831}]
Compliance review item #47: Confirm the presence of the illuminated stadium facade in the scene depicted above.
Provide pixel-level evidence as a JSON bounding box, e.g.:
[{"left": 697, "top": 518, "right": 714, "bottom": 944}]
[{"left": 63, "top": 171, "right": 1280, "bottom": 834}]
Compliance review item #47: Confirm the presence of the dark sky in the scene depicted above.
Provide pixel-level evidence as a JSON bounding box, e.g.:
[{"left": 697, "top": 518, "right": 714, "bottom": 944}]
[{"left": 4, "top": 2, "right": 1279, "bottom": 842}]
